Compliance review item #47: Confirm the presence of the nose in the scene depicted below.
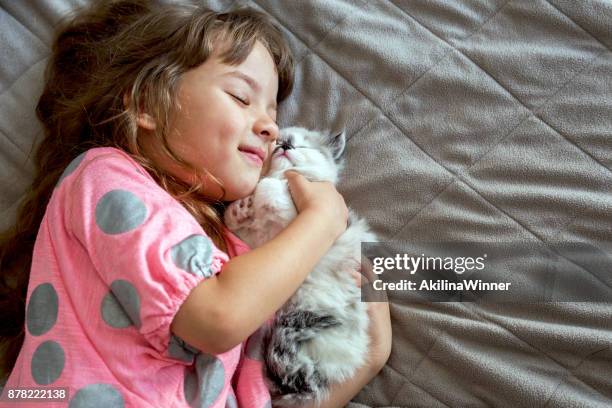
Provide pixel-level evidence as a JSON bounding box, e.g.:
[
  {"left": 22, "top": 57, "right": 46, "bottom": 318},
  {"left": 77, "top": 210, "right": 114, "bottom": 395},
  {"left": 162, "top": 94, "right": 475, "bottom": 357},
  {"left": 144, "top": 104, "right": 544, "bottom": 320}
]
[
  {"left": 272, "top": 138, "right": 294, "bottom": 157},
  {"left": 280, "top": 140, "right": 294, "bottom": 150},
  {"left": 253, "top": 114, "right": 279, "bottom": 143}
]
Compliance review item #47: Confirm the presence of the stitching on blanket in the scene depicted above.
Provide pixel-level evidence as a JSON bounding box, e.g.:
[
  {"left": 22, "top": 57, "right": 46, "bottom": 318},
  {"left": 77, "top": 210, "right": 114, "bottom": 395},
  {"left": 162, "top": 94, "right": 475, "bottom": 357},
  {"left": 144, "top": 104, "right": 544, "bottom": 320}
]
[
  {"left": 537, "top": 104, "right": 612, "bottom": 172},
  {"left": 387, "top": 177, "right": 458, "bottom": 237},
  {"left": 343, "top": 111, "right": 382, "bottom": 145},
  {"left": 0, "top": 193, "right": 26, "bottom": 218},
  {"left": 251, "top": 0, "right": 456, "bottom": 108},
  {"left": 385, "top": 363, "right": 452, "bottom": 407},
  {"left": 541, "top": 346, "right": 611, "bottom": 407},
  {"left": 0, "top": 56, "right": 48, "bottom": 100},
  {"left": 0, "top": 127, "right": 29, "bottom": 157},
  {"left": 388, "top": 111, "right": 534, "bottom": 240},
  {"left": 460, "top": 176, "right": 612, "bottom": 294},
  {"left": 294, "top": 0, "right": 371, "bottom": 67},
  {"left": 2, "top": 7, "right": 50, "bottom": 53},
  {"left": 248, "top": 0, "right": 368, "bottom": 68},
  {"left": 386, "top": 52, "right": 606, "bottom": 245},
  {"left": 387, "top": 0, "right": 612, "bottom": 177},
  {"left": 386, "top": 0, "right": 513, "bottom": 48},
  {"left": 388, "top": 335, "right": 444, "bottom": 406},
  {"left": 242, "top": 0, "right": 312, "bottom": 63},
  {"left": 382, "top": 2, "right": 612, "bottom": 278},
  {"left": 461, "top": 303, "right": 610, "bottom": 401},
  {"left": 389, "top": 40, "right": 609, "bottom": 238},
  {"left": 543, "top": 0, "right": 612, "bottom": 54},
  {"left": 254, "top": 0, "right": 611, "bottom": 257},
  {"left": 463, "top": 304, "right": 609, "bottom": 401},
  {"left": 383, "top": 364, "right": 407, "bottom": 407},
  {"left": 542, "top": 375, "right": 571, "bottom": 408}
]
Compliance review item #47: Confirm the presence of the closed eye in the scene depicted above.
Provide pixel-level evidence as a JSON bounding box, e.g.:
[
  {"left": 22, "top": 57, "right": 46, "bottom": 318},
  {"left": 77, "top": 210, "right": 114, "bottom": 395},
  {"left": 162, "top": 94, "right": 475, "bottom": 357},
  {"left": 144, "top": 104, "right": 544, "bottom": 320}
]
[
  {"left": 274, "top": 142, "right": 310, "bottom": 150},
  {"left": 228, "top": 92, "right": 249, "bottom": 106}
]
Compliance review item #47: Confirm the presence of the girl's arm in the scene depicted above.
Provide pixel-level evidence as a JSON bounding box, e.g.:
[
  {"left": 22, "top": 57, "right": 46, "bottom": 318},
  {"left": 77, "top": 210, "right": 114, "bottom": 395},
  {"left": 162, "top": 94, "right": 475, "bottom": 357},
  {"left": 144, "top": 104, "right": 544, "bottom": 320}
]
[
  {"left": 302, "top": 294, "right": 393, "bottom": 408},
  {"left": 172, "top": 172, "right": 349, "bottom": 354},
  {"left": 302, "top": 259, "right": 392, "bottom": 408},
  {"left": 301, "top": 363, "right": 381, "bottom": 408}
]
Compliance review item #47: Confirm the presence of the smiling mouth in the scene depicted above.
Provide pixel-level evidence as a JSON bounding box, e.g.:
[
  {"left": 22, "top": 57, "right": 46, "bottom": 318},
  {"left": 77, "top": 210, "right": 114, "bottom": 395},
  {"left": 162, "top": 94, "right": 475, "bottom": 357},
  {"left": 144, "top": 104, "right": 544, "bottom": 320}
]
[{"left": 240, "top": 150, "right": 263, "bottom": 166}]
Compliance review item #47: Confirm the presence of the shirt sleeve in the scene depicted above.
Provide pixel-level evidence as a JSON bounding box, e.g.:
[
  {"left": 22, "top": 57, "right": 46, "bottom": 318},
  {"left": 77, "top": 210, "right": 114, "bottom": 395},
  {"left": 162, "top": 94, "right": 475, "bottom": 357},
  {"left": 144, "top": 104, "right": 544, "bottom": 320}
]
[{"left": 64, "top": 150, "right": 229, "bottom": 356}]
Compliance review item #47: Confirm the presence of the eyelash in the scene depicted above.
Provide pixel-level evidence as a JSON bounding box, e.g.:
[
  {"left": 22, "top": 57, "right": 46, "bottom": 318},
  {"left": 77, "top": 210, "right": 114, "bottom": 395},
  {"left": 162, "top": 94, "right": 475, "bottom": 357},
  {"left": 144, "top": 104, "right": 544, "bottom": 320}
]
[
  {"left": 275, "top": 140, "right": 308, "bottom": 149},
  {"left": 228, "top": 91, "right": 277, "bottom": 122},
  {"left": 229, "top": 93, "right": 249, "bottom": 106}
]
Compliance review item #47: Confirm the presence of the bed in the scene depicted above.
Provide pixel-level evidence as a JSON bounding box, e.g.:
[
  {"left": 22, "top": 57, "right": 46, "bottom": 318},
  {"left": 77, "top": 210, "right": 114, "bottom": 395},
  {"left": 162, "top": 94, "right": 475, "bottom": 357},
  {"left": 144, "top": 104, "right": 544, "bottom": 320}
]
[{"left": 1, "top": 0, "right": 611, "bottom": 406}]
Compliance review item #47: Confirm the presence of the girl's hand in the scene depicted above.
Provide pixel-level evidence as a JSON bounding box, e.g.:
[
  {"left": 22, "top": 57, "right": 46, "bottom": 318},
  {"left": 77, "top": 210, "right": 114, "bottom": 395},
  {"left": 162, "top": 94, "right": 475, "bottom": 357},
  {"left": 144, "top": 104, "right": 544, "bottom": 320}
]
[
  {"left": 284, "top": 171, "right": 348, "bottom": 239},
  {"left": 355, "top": 258, "right": 392, "bottom": 371},
  {"left": 364, "top": 299, "right": 392, "bottom": 371}
]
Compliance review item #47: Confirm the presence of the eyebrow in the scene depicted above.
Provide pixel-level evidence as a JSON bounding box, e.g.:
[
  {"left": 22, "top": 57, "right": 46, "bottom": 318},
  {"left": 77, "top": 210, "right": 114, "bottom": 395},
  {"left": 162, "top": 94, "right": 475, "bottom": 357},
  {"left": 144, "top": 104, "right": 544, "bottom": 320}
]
[{"left": 223, "top": 70, "right": 277, "bottom": 110}]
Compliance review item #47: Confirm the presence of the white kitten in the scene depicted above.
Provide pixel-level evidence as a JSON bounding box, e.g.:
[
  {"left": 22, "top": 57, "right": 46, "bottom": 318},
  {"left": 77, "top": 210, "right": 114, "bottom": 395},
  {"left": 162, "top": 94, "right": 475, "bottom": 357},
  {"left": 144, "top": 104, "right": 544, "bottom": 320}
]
[{"left": 225, "top": 127, "right": 377, "bottom": 407}]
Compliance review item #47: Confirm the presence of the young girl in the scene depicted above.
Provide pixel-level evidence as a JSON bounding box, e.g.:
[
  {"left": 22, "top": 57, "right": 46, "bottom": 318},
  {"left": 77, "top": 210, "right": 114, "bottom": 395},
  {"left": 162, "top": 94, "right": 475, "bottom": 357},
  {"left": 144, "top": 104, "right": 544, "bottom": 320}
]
[{"left": 0, "top": 1, "right": 391, "bottom": 407}]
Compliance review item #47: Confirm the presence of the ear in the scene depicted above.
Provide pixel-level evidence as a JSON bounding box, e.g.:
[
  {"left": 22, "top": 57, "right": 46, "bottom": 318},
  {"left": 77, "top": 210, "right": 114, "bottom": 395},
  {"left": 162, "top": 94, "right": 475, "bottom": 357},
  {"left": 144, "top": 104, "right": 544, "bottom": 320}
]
[
  {"left": 123, "top": 92, "right": 156, "bottom": 130},
  {"left": 329, "top": 129, "right": 346, "bottom": 160}
]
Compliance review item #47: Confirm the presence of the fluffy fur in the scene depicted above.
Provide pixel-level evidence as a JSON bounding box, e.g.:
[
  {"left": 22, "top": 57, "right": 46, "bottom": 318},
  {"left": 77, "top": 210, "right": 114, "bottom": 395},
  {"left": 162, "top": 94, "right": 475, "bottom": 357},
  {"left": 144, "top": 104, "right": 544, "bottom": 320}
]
[{"left": 224, "top": 127, "right": 377, "bottom": 406}]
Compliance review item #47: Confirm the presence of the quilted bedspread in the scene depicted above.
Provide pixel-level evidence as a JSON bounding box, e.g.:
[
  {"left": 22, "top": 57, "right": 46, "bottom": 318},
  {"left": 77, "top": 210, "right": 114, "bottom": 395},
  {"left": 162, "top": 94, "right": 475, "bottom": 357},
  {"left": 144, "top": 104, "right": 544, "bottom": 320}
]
[{"left": 1, "top": 0, "right": 611, "bottom": 407}]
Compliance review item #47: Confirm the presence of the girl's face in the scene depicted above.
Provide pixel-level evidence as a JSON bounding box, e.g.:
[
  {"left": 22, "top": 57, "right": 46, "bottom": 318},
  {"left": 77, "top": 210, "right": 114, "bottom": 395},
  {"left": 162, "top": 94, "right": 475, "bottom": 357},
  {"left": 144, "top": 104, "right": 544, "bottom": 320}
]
[{"left": 142, "top": 41, "right": 279, "bottom": 202}]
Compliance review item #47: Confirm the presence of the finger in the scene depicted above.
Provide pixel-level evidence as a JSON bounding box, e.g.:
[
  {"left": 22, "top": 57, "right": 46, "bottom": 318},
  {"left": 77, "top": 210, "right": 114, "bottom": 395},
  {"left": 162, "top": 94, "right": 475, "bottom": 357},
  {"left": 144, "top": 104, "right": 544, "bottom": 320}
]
[
  {"left": 285, "top": 171, "right": 309, "bottom": 191},
  {"left": 357, "top": 268, "right": 370, "bottom": 286},
  {"left": 283, "top": 170, "right": 300, "bottom": 179},
  {"left": 361, "top": 255, "right": 389, "bottom": 303},
  {"left": 360, "top": 256, "right": 377, "bottom": 283},
  {"left": 351, "top": 269, "right": 362, "bottom": 287}
]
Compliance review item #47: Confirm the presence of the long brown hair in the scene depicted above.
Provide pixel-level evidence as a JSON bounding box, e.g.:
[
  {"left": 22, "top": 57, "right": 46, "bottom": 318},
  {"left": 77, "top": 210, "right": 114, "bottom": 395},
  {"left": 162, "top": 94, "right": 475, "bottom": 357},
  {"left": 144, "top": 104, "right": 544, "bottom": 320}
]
[{"left": 0, "top": 0, "right": 293, "bottom": 381}]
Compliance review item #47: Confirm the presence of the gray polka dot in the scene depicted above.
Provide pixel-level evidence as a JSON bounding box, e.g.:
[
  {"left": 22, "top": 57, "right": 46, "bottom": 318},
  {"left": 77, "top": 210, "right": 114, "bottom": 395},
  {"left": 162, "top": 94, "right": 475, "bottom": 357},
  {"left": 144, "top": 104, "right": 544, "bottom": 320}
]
[
  {"left": 95, "top": 190, "right": 147, "bottom": 234},
  {"left": 57, "top": 152, "right": 86, "bottom": 186},
  {"left": 26, "top": 283, "right": 59, "bottom": 336},
  {"left": 101, "top": 280, "right": 141, "bottom": 329},
  {"left": 184, "top": 353, "right": 225, "bottom": 408},
  {"left": 69, "top": 383, "right": 124, "bottom": 408},
  {"left": 246, "top": 326, "right": 266, "bottom": 361},
  {"left": 168, "top": 334, "right": 199, "bottom": 363},
  {"left": 225, "top": 389, "right": 238, "bottom": 408},
  {"left": 31, "top": 340, "right": 64, "bottom": 385},
  {"left": 171, "top": 235, "right": 214, "bottom": 277},
  {"left": 101, "top": 293, "right": 131, "bottom": 328}
]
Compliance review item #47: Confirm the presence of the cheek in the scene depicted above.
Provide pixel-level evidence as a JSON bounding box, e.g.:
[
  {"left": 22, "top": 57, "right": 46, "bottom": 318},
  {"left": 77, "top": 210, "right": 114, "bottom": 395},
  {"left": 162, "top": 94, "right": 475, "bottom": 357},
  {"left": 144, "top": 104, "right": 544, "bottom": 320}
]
[
  {"left": 211, "top": 121, "right": 243, "bottom": 164},
  {"left": 220, "top": 118, "right": 241, "bottom": 137},
  {"left": 216, "top": 100, "right": 243, "bottom": 136}
]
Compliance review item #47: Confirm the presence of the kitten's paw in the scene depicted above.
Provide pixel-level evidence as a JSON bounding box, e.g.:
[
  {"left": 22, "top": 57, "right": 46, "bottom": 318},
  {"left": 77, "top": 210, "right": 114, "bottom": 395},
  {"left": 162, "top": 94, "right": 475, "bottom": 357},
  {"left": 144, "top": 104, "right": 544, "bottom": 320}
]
[{"left": 226, "top": 196, "right": 254, "bottom": 228}]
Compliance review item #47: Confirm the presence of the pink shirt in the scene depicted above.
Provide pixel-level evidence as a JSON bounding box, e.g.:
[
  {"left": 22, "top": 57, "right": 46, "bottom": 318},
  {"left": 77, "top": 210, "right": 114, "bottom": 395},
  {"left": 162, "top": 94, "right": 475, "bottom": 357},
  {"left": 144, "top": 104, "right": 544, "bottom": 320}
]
[{"left": 1, "top": 147, "right": 271, "bottom": 407}]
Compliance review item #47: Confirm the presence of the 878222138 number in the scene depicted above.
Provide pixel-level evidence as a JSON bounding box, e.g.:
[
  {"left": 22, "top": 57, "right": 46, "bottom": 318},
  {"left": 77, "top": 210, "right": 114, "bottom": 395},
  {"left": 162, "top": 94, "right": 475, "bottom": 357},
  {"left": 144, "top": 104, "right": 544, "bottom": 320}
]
[{"left": 1, "top": 387, "right": 69, "bottom": 402}]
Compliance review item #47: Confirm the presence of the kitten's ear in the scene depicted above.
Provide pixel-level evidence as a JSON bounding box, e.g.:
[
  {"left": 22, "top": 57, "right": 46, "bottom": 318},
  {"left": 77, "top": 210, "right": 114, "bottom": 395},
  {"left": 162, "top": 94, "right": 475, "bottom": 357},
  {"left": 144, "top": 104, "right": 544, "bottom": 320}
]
[{"left": 329, "top": 130, "right": 346, "bottom": 161}]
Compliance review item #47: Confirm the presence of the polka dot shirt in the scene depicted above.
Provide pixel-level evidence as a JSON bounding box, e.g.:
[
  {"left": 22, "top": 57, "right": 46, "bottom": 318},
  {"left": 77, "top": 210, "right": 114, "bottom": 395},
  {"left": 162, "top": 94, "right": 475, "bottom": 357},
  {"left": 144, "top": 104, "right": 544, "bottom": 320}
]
[{"left": 1, "top": 147, "right": 272, "bottom": 407}]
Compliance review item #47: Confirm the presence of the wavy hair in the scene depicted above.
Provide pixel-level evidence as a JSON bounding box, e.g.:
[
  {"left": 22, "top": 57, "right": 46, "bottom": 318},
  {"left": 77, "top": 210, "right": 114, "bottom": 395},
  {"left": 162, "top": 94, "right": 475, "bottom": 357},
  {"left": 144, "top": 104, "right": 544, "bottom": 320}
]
[{"left": 0, "top": 0, "right": 294, "bottom": 381}]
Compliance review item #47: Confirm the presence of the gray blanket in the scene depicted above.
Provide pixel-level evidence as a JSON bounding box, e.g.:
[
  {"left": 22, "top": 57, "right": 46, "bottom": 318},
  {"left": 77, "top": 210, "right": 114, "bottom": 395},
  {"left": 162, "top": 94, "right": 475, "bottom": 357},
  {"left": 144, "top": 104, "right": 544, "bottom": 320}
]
[{"left": 1, "top": 0, "right": 611, "bottom": 407}]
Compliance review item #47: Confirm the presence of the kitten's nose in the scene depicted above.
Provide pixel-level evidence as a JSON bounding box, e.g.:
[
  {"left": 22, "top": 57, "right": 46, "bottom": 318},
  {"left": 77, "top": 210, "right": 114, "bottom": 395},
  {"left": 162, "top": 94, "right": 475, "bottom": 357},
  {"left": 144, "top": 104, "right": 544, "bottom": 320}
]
[
  {"left": 281, "top": 140, "right": 294, "bottom": 150},
  {"left": 272, "top": 139, "right": 294, "bottom": 157}
]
